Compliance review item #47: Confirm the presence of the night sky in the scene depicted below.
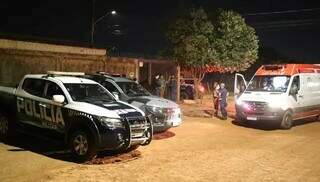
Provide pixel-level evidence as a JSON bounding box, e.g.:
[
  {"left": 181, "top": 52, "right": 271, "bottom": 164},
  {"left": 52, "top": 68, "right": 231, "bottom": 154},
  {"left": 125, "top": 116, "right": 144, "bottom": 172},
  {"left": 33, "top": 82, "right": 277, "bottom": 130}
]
[{"left": 1, "top": 0, "right": 320, "bottom": 62}]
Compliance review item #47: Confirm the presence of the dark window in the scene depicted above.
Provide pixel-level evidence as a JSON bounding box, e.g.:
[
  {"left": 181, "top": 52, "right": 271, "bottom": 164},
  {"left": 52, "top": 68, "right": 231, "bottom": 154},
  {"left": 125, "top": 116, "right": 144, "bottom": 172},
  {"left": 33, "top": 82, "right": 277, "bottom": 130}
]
[
  {"left": 291, "top": 76, "right": 300, "bottom": 91},
  {"left": 64, "top": 83, "right": 114, "bottom": 102},
  {"left": 22, "top": 78, "right": 46, "bottom": 97},
  {"left": 45, "top": 81, "right": 65, "bottom": 100},
  {"left": 102, "top": 81, "right": 118, "bottom": 93}
]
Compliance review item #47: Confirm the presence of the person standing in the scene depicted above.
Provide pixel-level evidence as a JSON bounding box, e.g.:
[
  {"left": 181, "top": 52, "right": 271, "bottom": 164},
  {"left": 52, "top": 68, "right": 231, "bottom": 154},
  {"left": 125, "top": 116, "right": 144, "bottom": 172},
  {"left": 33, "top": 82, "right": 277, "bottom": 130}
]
[
  {"left": 168, "top": 75, "right": 177, "bottom": 101},
  {"left": 154, "top": 75, "right": 161, "bottom": 96},
  {"left": 159, "top": 75, "right": 166, "bottom": 98},
  {"left": 212, "top": 82, "right": 220, "bottom": 117},
  {"left": 219, "top": 83, "right": 228, "bottom": 120}
]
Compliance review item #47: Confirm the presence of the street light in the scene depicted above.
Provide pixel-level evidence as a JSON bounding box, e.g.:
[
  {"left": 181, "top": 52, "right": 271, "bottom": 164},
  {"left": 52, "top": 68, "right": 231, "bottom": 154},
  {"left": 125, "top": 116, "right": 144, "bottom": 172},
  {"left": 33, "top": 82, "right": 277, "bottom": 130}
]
[{"left": 91, "top": 0, "right": 117, "bottom": 45}]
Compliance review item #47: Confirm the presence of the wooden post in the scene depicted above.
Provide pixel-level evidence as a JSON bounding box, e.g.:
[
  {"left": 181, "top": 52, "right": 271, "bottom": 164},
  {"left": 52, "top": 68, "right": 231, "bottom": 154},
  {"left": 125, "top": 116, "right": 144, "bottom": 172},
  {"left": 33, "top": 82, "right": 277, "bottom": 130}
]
[
  {"left": 176, "top": 64, "right": 181, "bottom": 103},
  {"left": 134, "top": 59, "right": 140, "bottom": 82},
  {"left": 148, "top": 62, "right": 152, "bottom": 85}
]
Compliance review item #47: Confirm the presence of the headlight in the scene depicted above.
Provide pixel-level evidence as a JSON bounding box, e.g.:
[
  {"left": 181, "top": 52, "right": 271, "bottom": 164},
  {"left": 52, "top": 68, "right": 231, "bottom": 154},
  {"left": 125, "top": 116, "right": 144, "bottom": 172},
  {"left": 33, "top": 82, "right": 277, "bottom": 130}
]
[
  {"left": 99, "top": 117, "right": 124, "bottom": 129},
  {"left": 236, "top": 100, "right": 251, "bottom": 111},
  {"left": 145, "top": 105, "right": 163, "bottom": 114},
  {"left": 236, "top": 99, "right": 243, "bottom": 105}
]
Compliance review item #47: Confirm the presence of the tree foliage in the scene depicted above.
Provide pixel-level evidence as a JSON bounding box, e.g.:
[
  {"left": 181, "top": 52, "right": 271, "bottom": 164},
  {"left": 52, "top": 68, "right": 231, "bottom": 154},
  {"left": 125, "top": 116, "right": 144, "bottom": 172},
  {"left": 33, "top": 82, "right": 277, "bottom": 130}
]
[
  {"left": 167, "top": 7, "right": 259, "bottom": 80},
  {"left": 167, "top": 8, "right": 215, "bottom": 81},
  {"left": 213, "top": 11, "right": 259, "bottom": 72}
]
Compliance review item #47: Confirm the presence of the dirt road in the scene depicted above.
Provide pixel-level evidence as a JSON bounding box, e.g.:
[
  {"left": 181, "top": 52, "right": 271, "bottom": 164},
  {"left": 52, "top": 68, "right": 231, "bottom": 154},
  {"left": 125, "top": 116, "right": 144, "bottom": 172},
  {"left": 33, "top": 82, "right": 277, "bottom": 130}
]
[{"left": 1, "top": 116, "right": 320, "bottom": 182}]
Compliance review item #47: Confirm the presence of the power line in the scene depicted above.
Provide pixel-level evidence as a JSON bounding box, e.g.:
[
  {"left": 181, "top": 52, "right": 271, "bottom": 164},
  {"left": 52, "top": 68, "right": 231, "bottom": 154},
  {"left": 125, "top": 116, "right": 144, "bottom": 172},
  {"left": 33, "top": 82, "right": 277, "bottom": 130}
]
[
  {"left": 252, "top": 19, "right": 320, "bottom": 27},
  {"left": 246, "top": 8, "right": 320, "bottom": 16}
]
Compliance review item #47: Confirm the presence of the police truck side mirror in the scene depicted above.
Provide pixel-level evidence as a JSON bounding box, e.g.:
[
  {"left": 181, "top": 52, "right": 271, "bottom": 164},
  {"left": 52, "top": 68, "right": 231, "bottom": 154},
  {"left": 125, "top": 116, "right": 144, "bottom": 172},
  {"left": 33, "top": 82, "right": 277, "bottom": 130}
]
[
  {"left": 53, "top": 95, "right": 65, "bottom": 104},
  {"left": 112, "top": 92, "right": 120, "bottom": 100}
]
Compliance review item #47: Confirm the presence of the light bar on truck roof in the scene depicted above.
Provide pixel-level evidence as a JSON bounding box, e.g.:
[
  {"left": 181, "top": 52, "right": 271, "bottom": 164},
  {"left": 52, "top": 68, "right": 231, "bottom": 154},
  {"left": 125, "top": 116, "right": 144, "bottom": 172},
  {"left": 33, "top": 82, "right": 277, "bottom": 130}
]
[
  {"left": 46, "top": 71, "right": 85, "bottom": 76},
  {"left": 263, "top": 65, "right": 285, "bottom": 71},
  {"left": 96, "top": 71, "right": 123, "bottom": 77}
]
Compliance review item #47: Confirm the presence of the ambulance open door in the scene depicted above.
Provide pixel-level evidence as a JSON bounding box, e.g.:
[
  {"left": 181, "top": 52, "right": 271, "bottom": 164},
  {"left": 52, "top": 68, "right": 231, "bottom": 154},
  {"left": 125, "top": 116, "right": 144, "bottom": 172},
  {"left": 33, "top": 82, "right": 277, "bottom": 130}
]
[{"left": 234, "top": 73, "right": 247, "bottom": 101}]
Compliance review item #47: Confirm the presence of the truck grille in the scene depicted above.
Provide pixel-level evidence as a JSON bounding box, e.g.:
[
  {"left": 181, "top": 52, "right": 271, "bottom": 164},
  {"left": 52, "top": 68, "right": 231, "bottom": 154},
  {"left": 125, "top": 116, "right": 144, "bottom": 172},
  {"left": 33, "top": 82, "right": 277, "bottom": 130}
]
[
  {"left": 244, "top": 101, "right": 268, "bottom": 114},
  {"left": 125, "top": 116, "right": 149, "bottom": 138},
  {"left": 126, "top": 116, "right": 147, "bottom": 126}
]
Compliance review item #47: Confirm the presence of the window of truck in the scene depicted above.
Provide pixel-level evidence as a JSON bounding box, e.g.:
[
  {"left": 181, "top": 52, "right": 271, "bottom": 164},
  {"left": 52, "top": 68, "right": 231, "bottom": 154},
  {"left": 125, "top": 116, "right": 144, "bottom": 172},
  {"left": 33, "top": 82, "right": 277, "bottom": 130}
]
[
  {"left": 45, "top": 81, "right": 66, "bottom": 100},
  {"left": 290, "top": 75, "right": 300, "bottom": 91},
  {"left": 116, "top": 82, "right": 151, "bottom": 97},
  {"left": 246, "top": 75, "right": 290, "bottom": 92},
  {"left": 22, "top": 78, "right": 46, "bottom": 97},
  {"left": 64, "top": 83, "right": 115, "bottom": 102}
]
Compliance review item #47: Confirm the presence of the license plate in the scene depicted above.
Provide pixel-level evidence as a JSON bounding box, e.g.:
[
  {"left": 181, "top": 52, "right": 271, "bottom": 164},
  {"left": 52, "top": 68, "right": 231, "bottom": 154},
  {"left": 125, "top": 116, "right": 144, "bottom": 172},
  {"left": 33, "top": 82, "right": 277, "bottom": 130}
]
[
  {"left": 132, "top": 132, "right": 143, "bottom": 137},
  {"left": 247, "top": 116, "right": 257, "bottom": 121}
]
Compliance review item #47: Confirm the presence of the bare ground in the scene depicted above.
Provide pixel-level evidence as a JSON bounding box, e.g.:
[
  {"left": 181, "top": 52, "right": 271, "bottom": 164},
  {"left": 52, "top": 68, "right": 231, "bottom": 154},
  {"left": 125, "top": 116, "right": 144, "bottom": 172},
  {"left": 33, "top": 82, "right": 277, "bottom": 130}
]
[{"left": 1, "top": 116, "right": 320, "bottom": 182}]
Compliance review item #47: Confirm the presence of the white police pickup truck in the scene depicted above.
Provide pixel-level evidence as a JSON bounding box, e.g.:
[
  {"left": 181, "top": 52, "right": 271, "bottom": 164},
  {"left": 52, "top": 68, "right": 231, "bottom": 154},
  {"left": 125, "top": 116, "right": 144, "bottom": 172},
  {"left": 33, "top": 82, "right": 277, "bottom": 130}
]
[{"left": 0, "top": 71, "right": 152, "bottom": 162}]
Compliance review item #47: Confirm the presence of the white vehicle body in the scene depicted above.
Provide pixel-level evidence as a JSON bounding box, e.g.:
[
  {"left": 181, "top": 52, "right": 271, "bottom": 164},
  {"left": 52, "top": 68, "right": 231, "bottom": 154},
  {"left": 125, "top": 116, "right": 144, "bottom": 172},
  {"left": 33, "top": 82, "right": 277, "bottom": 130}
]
[
  {"left": 0, "top": 72, "right": 153, "bottom": 162},
  {"left": 235, "top": 64, "right": 320, "bottom": 129}
]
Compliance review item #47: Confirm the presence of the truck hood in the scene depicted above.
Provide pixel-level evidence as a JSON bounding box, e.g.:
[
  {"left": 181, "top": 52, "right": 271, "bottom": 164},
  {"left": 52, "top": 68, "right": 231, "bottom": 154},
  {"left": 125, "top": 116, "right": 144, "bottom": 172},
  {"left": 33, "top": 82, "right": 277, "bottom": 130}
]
[
  {"left": 66, "top": 100, "right": 144, "bottom": 119},
  {"left": 128, "top": 95, "right": 179, "bottom": 109}
]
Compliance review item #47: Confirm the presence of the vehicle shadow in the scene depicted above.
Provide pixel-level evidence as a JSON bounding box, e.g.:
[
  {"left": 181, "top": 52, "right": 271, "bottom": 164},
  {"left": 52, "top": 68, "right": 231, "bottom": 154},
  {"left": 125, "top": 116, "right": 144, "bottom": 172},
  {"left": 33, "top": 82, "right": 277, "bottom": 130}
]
[
  {"left": 231, "top": 120, "right": 281, "bottom": 130},
  {"left": 5, "top": 133, "right": 141, "bottom": 163},
  {"left": 6, "top": 133, "right": 74, "bottom": 162},
  {"left": 153, "top": 130, "right": 176, "bottom": 140},
  {"left": 231, "top": 118, "right": 318, "bottom": 131}
]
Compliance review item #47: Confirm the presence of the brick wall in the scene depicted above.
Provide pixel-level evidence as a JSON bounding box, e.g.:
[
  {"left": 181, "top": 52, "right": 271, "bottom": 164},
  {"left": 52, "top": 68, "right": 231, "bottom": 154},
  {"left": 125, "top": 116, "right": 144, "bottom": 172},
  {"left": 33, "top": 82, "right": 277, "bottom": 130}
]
[{"left": 0, "top": 49, "right": 138, "bottom": 86}]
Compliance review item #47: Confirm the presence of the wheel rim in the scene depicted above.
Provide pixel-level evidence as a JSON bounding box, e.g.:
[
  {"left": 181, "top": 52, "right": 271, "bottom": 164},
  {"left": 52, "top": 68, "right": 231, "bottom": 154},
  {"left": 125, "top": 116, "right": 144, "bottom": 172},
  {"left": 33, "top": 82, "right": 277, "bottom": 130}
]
[
  {"left": 284, "top": 114, "right": 292, "bottom": 127},
  {"left": 0, "top": 116, "right": 8, "bottom": 137},
  {"left": 73, "top": 134, "right": 88, "bottom": 156}
]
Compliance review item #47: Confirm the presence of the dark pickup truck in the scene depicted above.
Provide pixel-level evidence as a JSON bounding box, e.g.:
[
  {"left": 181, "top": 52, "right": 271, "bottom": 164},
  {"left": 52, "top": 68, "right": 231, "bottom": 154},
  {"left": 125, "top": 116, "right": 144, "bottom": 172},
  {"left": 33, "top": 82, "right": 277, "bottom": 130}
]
[{"left": 0, "top": 72, "right": 152, "bottom": 162}]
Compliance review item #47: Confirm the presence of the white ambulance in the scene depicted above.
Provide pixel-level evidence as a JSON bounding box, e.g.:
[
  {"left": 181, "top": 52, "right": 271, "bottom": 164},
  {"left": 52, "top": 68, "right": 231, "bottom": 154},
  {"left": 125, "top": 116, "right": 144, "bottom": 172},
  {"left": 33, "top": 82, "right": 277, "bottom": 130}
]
[{"left": 235, "top": 64, "right": 320, "bottom": 129}]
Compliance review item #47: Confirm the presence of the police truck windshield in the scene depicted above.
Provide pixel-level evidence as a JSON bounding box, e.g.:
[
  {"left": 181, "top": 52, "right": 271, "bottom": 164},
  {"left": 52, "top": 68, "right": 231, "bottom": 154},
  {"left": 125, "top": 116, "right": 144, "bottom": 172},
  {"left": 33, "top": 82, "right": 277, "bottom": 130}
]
[
  {"left": 64, "top": 83, "right": 115, "bottom": 102},
  {"left": 116, "top": 82, "right": 150, "bottom": 97},
  {"left": 246, "top": 75, "right": 290, "bottom": 92}
]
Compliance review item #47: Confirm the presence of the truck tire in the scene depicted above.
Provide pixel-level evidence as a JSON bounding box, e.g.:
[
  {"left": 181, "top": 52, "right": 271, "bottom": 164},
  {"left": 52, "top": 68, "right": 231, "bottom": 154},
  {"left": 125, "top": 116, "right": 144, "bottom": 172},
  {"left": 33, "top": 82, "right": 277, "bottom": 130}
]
[
  {"left": 180, "top": 92, "right": 189, "bottom": 100},
  {"left": 69, "top": 129, "right": 97, "bottom": 162},
  {"left": 126, "top": 145, "right": 139, "bottom": 152},
  {"left": 236, "top": 115, "right": 247, "bottom": 126},
  {"left": 0, "top": 112, "right": 15, "bottom": 143},
  {"left": 280, "top": 111, "right": 293, "bottom": 129}
]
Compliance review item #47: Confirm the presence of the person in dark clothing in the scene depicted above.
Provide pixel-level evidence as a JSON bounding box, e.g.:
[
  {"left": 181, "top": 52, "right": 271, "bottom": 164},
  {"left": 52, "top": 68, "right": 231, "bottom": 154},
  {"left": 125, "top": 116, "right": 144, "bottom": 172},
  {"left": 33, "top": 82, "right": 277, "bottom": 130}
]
[
  {"left": 219, "top": 83, "right": 228, "bottom": 120},
  {"left": 168, "top": 75, "right": 177, "bottom": 101},
  {"left": 153, "top": 75, "right": 161, "bottom": 96}
]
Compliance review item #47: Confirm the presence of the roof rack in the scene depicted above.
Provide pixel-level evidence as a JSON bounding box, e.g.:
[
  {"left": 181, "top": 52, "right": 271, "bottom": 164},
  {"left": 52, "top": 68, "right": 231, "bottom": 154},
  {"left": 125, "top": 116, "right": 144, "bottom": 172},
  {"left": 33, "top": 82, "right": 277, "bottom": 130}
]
[{"left": 46, "top": 71, "right": 85, "bottom": 77}]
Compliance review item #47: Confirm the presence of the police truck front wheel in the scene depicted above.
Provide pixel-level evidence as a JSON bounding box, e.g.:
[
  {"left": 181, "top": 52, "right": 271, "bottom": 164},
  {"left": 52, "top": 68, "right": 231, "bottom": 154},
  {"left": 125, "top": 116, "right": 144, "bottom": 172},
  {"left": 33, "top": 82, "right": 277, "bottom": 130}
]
[
  {"left": 280, "top": 111, "right": 293, "bottom": 129},
  {"left": 0, "top": 112, "right": 15, "bottom": 143},
  {"left": 69, "top": 130, "right": 97, "bottom": 162}
]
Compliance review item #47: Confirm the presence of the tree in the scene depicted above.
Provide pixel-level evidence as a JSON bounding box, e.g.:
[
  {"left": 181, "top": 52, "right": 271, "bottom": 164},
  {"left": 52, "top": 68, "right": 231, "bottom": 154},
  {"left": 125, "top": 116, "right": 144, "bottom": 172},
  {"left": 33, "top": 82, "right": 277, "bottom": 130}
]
[
  {"left": 212, "top": 10, "right": 259, "bottom": 72},
  {"left": 167, "top": 8, "right": 259, "bottom": 99},
  {"left": 167, "top": 7, "right": 259, "bottom": 74},
  {"left": 167, "top": 8, "right": 216, "bottom": 82}
]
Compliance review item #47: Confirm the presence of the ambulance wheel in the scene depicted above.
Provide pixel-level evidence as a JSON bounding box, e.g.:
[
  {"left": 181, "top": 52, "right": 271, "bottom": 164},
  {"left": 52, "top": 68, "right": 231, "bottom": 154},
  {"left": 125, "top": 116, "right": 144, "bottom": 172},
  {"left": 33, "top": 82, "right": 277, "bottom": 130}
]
[
  {"left": 236, "top": 115, "right": 247, "bottom": 126},
  {"left": 280, "top": 111, "right": 293, "bottom": 129},
  {"left": 69, "top": 129, "right": 97, "bottom": 162},
  {"left": 0, "top": 111, "right": 15, "bottom": 143}
]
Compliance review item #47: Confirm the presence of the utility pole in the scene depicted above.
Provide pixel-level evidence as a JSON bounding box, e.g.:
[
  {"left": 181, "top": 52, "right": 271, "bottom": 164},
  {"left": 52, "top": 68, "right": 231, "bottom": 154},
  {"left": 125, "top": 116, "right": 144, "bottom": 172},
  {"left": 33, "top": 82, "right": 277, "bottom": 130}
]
[
  {"left": 91, "top": 0, "right": 95, "bottom": 46},
  {"left": 176, "top": 64, "right": 181, "bottom": 103}
]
